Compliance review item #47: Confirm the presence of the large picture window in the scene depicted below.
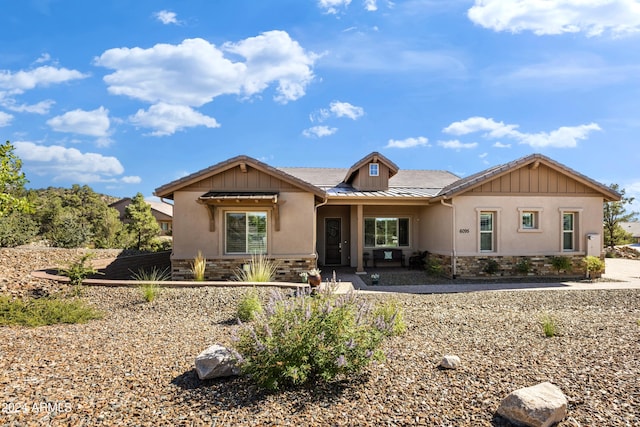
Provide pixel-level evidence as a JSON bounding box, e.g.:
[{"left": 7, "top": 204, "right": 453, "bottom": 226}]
[
  {"left": 226, "top": 212, "right": 267, "bottom": 254},
  {"left": 364, "top": 217, "right": 409, "bottom": 247}
]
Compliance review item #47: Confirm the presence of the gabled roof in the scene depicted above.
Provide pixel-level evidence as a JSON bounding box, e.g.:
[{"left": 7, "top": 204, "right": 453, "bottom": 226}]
[
  {"left": 154, "top": 155, "right": 326, "bottom": 199},
  {"left": 434, "top": 153, "right": 621, "bottom": 202},
  {"left": 344, "top": 152, "right": 399, "bottom": 183},
  {"left": 109, "top": 197, "right": 173, "bottom": 217}
]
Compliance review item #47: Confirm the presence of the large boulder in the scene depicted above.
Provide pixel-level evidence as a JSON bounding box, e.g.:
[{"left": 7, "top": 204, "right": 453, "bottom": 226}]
[
  {"left": 194, "top": 344, "right": 240, "bottom": 380},
  {"left": 497, "top": 382, "right": 568, "bottom": 427}
]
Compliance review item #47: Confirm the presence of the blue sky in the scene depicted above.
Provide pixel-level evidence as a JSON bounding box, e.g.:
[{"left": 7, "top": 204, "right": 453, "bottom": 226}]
[{"left": 2, "top": 0, "right": 640, "bottom": 206}]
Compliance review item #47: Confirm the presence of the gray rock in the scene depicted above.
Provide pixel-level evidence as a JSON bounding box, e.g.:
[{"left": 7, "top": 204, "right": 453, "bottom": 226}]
[
  {"left": 194, "top": 344, "right": 240, "bottom": 380},
  {"left": 497, "top": 382, "right": 568, "bottom": 427},
  {"left": 439, "top": 355, "right": 461, "bottom": 369}
]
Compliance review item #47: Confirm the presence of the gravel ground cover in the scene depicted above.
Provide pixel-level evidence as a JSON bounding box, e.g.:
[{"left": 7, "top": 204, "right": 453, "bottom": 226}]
[{"left": 1, "top": 248, "right": 639, "bottom": 426}]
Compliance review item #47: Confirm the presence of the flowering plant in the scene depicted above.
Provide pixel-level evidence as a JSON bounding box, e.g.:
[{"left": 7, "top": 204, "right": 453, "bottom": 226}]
[
  {"left": 370, "top": 273, "right": 380, "bottom": 280},
  {"left": 308, "top": 268, "right": 321, "bottom": 277}
]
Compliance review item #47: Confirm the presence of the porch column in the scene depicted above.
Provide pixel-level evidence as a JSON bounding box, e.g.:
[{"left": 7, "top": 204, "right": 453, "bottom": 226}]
[{"left": 356, "top": 204, "right": 364, "bottom": 273}]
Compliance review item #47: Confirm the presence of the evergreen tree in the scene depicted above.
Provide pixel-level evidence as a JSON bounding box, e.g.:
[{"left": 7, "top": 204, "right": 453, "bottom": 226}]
[
  {"left": 603, "top": 184, "right": 638, "bottom": 249},
  {"left": 0, "top": 141, "right": 32, "bottom": 216},
  {"left": 125, "top": 193, "right": 160, "bottom": 250}
]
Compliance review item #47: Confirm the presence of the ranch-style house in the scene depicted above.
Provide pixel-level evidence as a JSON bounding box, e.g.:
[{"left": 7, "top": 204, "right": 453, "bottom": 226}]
[{"left": 154, "top": 152, "right": 620, "bottom": 281}]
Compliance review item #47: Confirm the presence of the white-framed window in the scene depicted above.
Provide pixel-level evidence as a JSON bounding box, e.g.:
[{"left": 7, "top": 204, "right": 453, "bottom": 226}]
[
  {"left": 479, "top": 211, "right": 495, "bottom": 252},
  {"left": 518, "top": 208, "right": 543, "bottom": 232},
  {"left": 369, "top": 163, "right": 379, "bottom": 177},
  {"left": 225, "top": 211, "right": 267, "bottom": 254},
  {"left": 559, "top": 208, "right": 582, "bottom": 252},
  {"left": 364, "top": 217, "right": 409, "bottom": 247},
  {"left": 562, "top": 212, "right": 575, "bottom": 251}
]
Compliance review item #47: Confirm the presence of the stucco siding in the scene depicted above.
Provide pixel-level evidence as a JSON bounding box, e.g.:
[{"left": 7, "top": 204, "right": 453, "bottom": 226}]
[
  {"left": 422, "top": 203, "right": 453, "bottom": 255},
  {"left": 453, "top": 194, "right": 604, "bottom": 256},
  {"left": 171, "top": 190, "right": 316, "bottom": 260}
]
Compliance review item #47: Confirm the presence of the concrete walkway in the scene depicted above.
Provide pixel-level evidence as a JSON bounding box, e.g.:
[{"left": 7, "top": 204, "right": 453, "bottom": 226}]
[{"left": 332, "top": 258, "right": 640, "bottom": 295}]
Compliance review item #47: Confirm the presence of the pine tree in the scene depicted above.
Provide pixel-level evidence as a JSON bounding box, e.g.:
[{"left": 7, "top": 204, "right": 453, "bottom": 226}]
[
  {"left": 125, "top": 193, "right": 160, "bottom": 250},
  {"left": 603, "top": 184, "right": 638, "bottom": 249}
]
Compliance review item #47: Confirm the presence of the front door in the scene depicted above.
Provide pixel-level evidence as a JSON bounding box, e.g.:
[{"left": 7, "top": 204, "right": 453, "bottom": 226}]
[{"left": 325, "top": 218, "right": 342, "bottom": 265}]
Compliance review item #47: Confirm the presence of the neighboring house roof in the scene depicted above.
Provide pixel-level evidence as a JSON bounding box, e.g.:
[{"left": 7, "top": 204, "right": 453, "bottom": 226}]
[
  {"left": 154, "top": 155, "right": 326, "bottom": 199},
  {"left": 109, "top": 198, "right": 173, "bottom": 218},
  {"left": 435, "top": 153, "right": 621, "bottom": 202},
  {"left": 620, "top": 222, "right": 640, "bottom": 238}
]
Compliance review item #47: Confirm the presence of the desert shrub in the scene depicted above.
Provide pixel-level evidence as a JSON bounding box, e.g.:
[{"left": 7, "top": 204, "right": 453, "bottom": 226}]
[
  {"left": 515, "top": 259, "right": 531, "bottom": 274},
  {"left": 131, "top": 267, "right": 170, "bottom": 302},
  {"left": 236, "top": 288, "right": 263, "bottom": 322},
  {"left": 551, "top": 256, "right": 572, "bottom": 273},
  {"left": 583, "top": 256, "right": 605, "bottom": 278},
  {"left": 425, "top": 257, "right": 443, "bottom": 277},
  {"left": 145, "top": 237, "right": 172, "bottom": 253},
  {"left": 191, "top": 251, "right": 206, "bottom": 281},
  {"left": 372, "top": 298, "right": 406, "bottom": 337},
  {"left": 234, "top": 289, "right": 404, "bottom": 390},
  {"left": 0, "top": 296, "right": 103, "bottom": 327},
  {"left": 482, "top": 258, "right": 500, "bottom": 275},
  {"left": 539, "top": 312, "right": 559, "bottom": 337},
  {"left": 46, "top": 211, "right": 92, "bottom": 248},
  {"left": 234, "top": 253, "right": 279, "bottom": 282},
  {"left": 58, "top": 253, "right": 101, "bottom": 286},
  {"left": 0, "top": 211, "right": 38, "bottom": 247}
]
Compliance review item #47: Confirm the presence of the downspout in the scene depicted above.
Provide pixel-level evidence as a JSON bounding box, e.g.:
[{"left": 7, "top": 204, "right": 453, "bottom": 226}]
[
  {"left": 313, "top": 195, "right": 329, "bottom": 267},
  {"left": 440, "top": 199, "right": 457, "bottom": 278}
]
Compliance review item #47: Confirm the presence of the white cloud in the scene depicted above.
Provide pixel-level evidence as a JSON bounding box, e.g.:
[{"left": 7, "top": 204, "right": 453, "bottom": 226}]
[
  {"left": 364, "top": 0, "right": 378, "bottom": 11},
  {"left": 154, "top": 10, "right": 179, "bottom": 25},
  {"left": 96, "top": 32, "right": 317, "bottom": 107},
  {"left": 493, "top": 142, "right": 511, "bottom": 148},
  {"left": 47, "top": 106, "right": 111, "bottom": 137},
  {"left": 122, "top": 176, "right": 142, "bottom": 184},
  {"left": 0, "top": 111, "right": 13, "bottom": 127},
  {"left": 438, "top": 140, "right": 479, "bottom": 150},
  {"left": 330, "top": 101, "right": 364, "bottom": 120},
  {"left": 302, "top": 125, "right": 338, "bottom": 138},
  {"left": 129, "top": 103, "right": 220, "bottom": 136},
  {"left": 443, "top": 116, "right": 518, "bottom": 138},
  {"left": 518, "top": 123, "right": 602, "bottom": 148},
  {"left": 0, "top": 65, "right": 88, "bottom": 94},
  {"left": 319, "top": 0, "right": 352, "bottom": 14},
  {"left": 443, "top": 116, "right": 601, "bottom": 148},
  {"left": 386, "top": 136, "right": 430, "bottom": 148},
  {"left": 311, "top": 100, "right": 364, "bottom": 122},
  {"left": 468, "top": 0, "right": 640, "bottom": 36},
  {"left": 14, "top": 141, "right": 125, "bottom": 183},
  {"left": 2, "top": 99, "right": 55, "bottom": 114}
]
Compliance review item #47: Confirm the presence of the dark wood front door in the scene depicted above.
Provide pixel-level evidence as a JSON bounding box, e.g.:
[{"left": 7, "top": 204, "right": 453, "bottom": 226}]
[{"left": 325, "top": 218, "right": 342, "bottom": 265}]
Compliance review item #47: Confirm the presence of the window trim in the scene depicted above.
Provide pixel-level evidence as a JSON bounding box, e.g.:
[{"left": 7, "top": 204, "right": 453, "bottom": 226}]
[
  {"left": 476, "top": 208, "right": 501, "bottom": 253},
  {"left": 369, "top": 163, "right": 379, "bottom": 177},
  {"left": 364, "top": 217, "right": 410, "bottom": 248},
  {"left": 518, "top": 208, "right": 543, "bottom": 233},
  {"left": 224, "top": 210, "right": 268, "bottom": 255}
]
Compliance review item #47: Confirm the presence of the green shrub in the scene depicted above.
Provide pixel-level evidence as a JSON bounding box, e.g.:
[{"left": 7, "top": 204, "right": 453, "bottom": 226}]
[
  {"left": 0, "top": 296, "right": 103, "bottom": 327},
  {"left": 236, "top": 288, "right": 263, "bottom": 322},
  {"left": 482, "top": 258, "right": 500, "bottom": 275},
  {"left": 191, "top": 251, "right": 206, "bottom": 281},
  {"left": 58, "top": 253, "right": 101, "bottom": 286},
  {"left": 139, "top": 284, "right": 160, "bottom": 302},
  {"left": 583, "top": 256, "right": 605, "bottom": 278},
  {"left": 551, "top": 256, "right": 572, "bottom": 273},
  {"left": 515, "top": 259, "right": 531, "bottom": 274},
  {"left": 425, "top": 257, "right": 443, "bottom": 277},
  {"left": 0, "top": 211, "right": 38, "bottom": 247},
  {"left": 234, "top": 289, "right": 404, "bottom": 390},
  {"left": 234, "top": 253, "right": 279, "bottom": 282},
  {"left": 372, "top": 298, "right": 406, "bottom": 336},
  {"left": 539, "top": 313, "right": 558, "bottom": 337}
]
